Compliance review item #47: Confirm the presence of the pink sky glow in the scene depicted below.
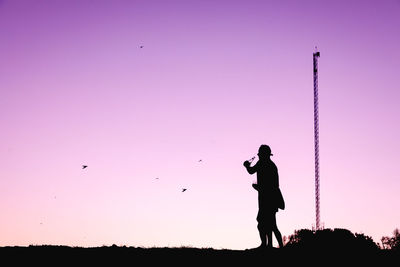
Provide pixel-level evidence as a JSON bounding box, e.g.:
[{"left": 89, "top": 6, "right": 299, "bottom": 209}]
[{"left": 1, "top": 0, "right": 399, "bottom": 249}]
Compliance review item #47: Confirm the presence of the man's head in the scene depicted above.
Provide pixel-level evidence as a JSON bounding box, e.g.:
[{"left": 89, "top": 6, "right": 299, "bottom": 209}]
[{"left": 258, "top": 144, "right": 273, "bottom": 159}]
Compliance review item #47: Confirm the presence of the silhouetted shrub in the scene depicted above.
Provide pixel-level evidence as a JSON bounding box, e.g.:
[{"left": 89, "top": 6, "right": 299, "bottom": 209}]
[
  {"left": 286, "top": 228, "right": 379, "bottom": 252},
  {"left": 381, "top": 228, "right": 400, "bottom": 250}
]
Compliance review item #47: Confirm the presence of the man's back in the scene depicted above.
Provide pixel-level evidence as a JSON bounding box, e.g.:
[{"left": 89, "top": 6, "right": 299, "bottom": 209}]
[{"left": 256, "top": 159, "right": 279, "bottom": 192}]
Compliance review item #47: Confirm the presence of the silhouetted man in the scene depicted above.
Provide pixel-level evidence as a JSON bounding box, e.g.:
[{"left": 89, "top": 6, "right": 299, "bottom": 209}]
[{"left": 244, "top": 144, "right": 284, "bottom": 249}]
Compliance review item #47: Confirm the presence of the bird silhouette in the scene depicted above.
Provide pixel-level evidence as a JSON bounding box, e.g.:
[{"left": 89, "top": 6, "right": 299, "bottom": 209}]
[
  {"left": 182, "top": 188, "right": 187, "bottom": 192},
  {"left": 82, "top": 165, "right": 88, "bottom": 169},
  {"left": 139, "top": 45, "right": 144, "bottom": 48},
  {"left": 155, "top": 177, "right": 159, "bottom": 180},
  {"left": 198, "top": 159, "right": 202, "bottom": 162}
]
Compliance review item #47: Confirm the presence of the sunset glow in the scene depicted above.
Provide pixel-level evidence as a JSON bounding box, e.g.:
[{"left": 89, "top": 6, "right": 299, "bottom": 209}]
[{"left": 1, "top": 0, "right": 399, "bottom": 249}]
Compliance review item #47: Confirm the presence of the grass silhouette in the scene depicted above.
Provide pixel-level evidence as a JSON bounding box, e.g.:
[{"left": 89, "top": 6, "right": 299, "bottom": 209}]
[{"left": 1, "top": 228, "right": 399, "bottom": 265}]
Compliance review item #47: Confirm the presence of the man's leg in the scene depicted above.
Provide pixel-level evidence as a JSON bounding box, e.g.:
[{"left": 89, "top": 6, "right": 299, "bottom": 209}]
[
  {"left": 273, "top": 228, "right": 283, "bottom": 248},
  {"left": 259, "top": 230, "right": 267, "bottom": 247},
  {"left": 271, "top": 212, "right": 284, "bottom": 248},
  {"left": 257, "top": 223, "right": 267, "bottom": 247},
  {"left": 266, "top": 230, "right": 273, "bottom": 248}
]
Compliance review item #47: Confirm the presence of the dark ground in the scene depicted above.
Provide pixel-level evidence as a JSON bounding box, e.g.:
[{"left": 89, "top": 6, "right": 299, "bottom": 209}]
[{"left": 1, "top": 245, "right": 399, "bottom": 266}]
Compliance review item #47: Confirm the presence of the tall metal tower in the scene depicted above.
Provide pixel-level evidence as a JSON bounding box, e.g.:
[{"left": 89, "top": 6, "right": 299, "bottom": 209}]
[{"left": 313, "top": 49, "right": 321, "bottom": 230}]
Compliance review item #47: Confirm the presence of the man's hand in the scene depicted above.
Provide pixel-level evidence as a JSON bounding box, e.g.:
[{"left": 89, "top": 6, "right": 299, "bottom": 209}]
[{"left": 243, "top": 160, "right": 250, "bottom": 167}]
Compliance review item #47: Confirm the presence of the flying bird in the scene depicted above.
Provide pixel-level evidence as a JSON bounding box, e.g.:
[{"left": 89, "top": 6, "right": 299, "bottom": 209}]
[
  {"left": 182, "top": 188, "right": 187, "bottom": 192},
  {"left": 198, "top": 159, "right": 202, "bottom": 162},
  {"left": 139, "top": 45, "right": 144, "bottom": 48},
  {"left": 82, "top": 165, "right": 88, "bottom": 169},
  {"left": 155, "top": 177, "right": 159, "bottom": 180}
]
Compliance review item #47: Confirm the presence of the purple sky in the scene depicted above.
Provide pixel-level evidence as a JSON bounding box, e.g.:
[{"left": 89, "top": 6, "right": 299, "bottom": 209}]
[{"left": 1, "top": 0, "right": 399, "bottom": 249}]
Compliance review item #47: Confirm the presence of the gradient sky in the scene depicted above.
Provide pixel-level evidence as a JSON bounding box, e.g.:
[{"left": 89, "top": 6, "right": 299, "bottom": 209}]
[{"left": 1, "top": 0, "right": 399, "bottom": 249}]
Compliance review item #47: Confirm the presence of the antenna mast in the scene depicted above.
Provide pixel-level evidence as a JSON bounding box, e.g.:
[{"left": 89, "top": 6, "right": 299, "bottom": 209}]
[{"left": 313, "top": 49, "right": 321, "bottom": 230}]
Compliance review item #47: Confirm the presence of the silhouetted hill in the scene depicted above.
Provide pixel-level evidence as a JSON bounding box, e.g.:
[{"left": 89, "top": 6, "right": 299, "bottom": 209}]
[
  {"left": 1, "top": 229, "right": 399, "bottom": 266},
  {"left": 1, "top": 245, "right": 398, "bottom": 266}
]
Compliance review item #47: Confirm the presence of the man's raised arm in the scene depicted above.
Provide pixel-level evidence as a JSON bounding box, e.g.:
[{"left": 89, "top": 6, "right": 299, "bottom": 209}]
[{"left": 243, "top": 160, "right": 257, "bottom": 174}]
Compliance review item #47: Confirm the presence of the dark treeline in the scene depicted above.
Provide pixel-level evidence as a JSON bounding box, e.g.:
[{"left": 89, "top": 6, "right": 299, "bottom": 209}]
[
  {"left": 286, "top": 227, "right": 400, "bottom": 251},
  {"left": 1, "top": 228, "right": 399, "bottom": 266}
]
